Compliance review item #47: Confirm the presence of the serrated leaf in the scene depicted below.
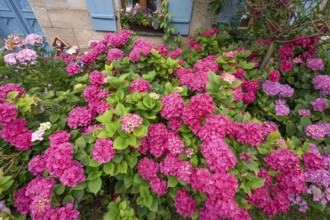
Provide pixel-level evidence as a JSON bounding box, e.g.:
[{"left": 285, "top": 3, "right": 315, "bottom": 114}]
[
  {"left": 88, "top": 178, "right": 102, "bottom": 195},
  {"left": 113, "top": 136, "right": 128, "bottom": 150}
]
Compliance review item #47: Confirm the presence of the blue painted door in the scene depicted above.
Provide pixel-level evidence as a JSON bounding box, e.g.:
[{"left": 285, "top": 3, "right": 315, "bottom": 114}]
[
  {"left": 168, "top": 0, "right": 194, "bottom": 35},
  {"left": 0, "top": 0, "right": 45, "bottom": 39},
  {"left": 86, "top": 0, "right": 117, "bottom": 32}
]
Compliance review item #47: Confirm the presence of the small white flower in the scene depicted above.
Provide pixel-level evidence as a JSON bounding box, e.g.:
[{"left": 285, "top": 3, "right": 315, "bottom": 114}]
[
  {"left": 32, "top": 130, "right": 45, "bottom": 142},
  {"left": 149, "top": 92, "right": 160, "bottom": 100},
  {"left": 67, "top": 48, "right": 77, "bottom": 55},
  {"left": 39, "top": 122, "right": 51, "bottom": 131}
]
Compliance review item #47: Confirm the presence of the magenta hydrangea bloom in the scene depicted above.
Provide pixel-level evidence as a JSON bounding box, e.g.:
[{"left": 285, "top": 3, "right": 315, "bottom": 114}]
[
  {"left": 261, "top": 121, "right": 278, "bottom": 137},
  {"left": 136, "top": 137, "right": 149, "bottom": 155},
  {"left": 276, "top": 169, "right": 307, "bottom": 194},
  {"left": 89, "top": 70, "right": 105, "bottom": 86},
  {"left": 177, "top": 161, "right": 194, "bottom": 184},
  {"left": 175, "top": 188, "right": 197, "bottom": 217},
  {"left": 107, "top": 48, "right": 124, "bottom": 61},
  {"left": 268, "top": 70, "right": 281, "bottom": 82},
  {"left": 59, "top": 161, "right": 86, "bottom": 187},
  {"left": 201, "top": 138, "right": 237, "bottom": 173},
  {"left": 28, "top": 155, "right": 46, "bottom": 176},
  {"left": 92, "top": 138, "right": 115, "bottom": 163},
  {"left": 58, "top": 203, "right": 80, "bottom": 220},
  {"left": 147, "top": 123, "right": 169, "bottom": 158},
  {"left": 105, "top": 33, "right": 126, "bottom": 47},
  {"left": 303, "top": 151, "right": 323, "bottom": 170},
  {"left": 307, "top": 58, "right": 324, "bottom": 71},
  {"left": 0, "top": 118, "right": 32, "bottom": 151},
  {"left": 160, "top": 154, "right": 181, "bottom": 176},
  {"left": 25, "top": 177, "right": 56, "bottom": 198},
  {"left": 280, "top": 60, "right": 292, "bottom": 72},
  {"left": 45, "top": 143, "right": 74, "bottom": 177},
  {"left": 121, "top": 113, "right": 143, "bottom": 133},
  {"left": 66, "top": 63, "right": 82, "bottom": 76},
  {"left": 243, "top": 91, "right": 256, "bottom": 104},
  {"left": 278, "top": 44, "right": 294, "bottom": 60},
  {"left": 129, "top": 49, "right": 141, "bottom": 62},
  {"left": 49, "top": 130, "right": 70, "bottom": 147},
  {"left": 150, "top": 178, "right": 168, "bottom": 196},
  {"left": 138, "top": 157, "right": 159, "bottom": 181},
  {"left": 160, "top": 93, "right": 184, "bottom": 120},
  {"left": 167, "top": 132, "right": 185, "bottom": 156},
  {"left": 197, "top": 114, "right": 231, "bottom": 141},
  {"left": 168, "top": 118, "right": 183, "bottom": 132},
  {"left": 312, "top": 75, "right": 330, "bottom": 95},
  {"left": 0, "top": 102, "right": 18, "bottom": 125},
  {"left": 129, "top": 78, "right": 150, "bottom": 93},
  {"left": 310, "top": 98, "right": 327, "bottom": 112},
  {"left": 67, "top": 107, "right": 95, "bottom": 129},
  {"left": 0, "top": 83, "right": 25, "bottom": 103},
  {"left": 14, "top": 186, "right": 31, "bottom": 214},
  {"left": 30, "top": 195, "right": 51, "bottom": 218},
  {"left": 229, "top": 122, "right": 265, "bottom": 147},
  {"left": 264, "top": 149, "right": 300, "bottom": 172},
  {"left": 83, "top": 85, "right": 109, "bottom": 104}
]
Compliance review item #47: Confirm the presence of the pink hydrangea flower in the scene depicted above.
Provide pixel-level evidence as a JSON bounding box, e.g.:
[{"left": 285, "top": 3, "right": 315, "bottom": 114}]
[
  {"left": 138, "top": 157, "right": 159, "bottom": 181},
  {"left": 150, "top": 177, "right": 168, "bottom": 196},
  {"left": 160, "top": 93, "right": 184, "bottom": 120},
  {"left": 28, "top": 155, "right": 46, "bottom": 176},
  {"left": 129, "top": 78, "right": 150, "bottom": 93},
  {"left": 49, "top": 130, "right": 70, "bottom": 147},
  {"left": 297, "top": 109, "right": 311, "bottom": 117},
  {"left": 66, "top": 63, "right": 82, "bottom": 76},
  {"left": 167, "top": 132, "right": 184, "bottom": 156},
  {"left": 129, "top": 49, "right": 141, "bottom": 62},
  {"left": 67, "top": 107, "right": 95, "bottom": 129},
  {"left": 4, "top": 53, "right": 17, "bottom": 65},
  {"left": 107, "top": 48, "right": 124, "bottom": 61},
  {"left": 201, "top": 138, "right": 237, "bottom": 173},
  {"left": 303, "top": 151, "right": 323, "bottom": 170},
  {"left": 160, "top": 154, "right": 181, "bottom": 176},
  {"left": 92, "top": 138, "right": 115, "bottom": 163},
  {"left": 5, "top": 35, "right": 25, "bottom": 50},
  {"left": 304, "top": 124, "right": 326, "bottom": 140},
  {"left": 280, "top": 60, "right": 292, "bottom": 72},
  {"left": 15, "top": 49, "right": 37, "bottom": 63},
  {"left": 45, "top": 143, "right": 74, "bottom": 177},
  {"left": 0, "top": 102, "right": 18, "bottom": 125},
  {"left": 243, "top": 91, "right": 256, "bottom": 104},
  {"left": 147, "top": 123, "right": 169, "bottom": 158},
  {"left": 89, "top": 71, "right": 105, "bottom": 86},
  {"left": 168, "top": 118, "right": 183, "bottom": 132},
  {"left": 121, "top": 113, "right": 143, "bottom": 133},
  {"left": 57, "top": 203, "right": 80, "bottom": 220},
  {"left": 197, "top": 114, "right": 231, "bottom": 141},
  {"left": 83, "top": 85, "right": 109, "bottom": 104},
  {"left": 30, "top": 195, "right": 51, "bottom": 218},
  {"left": 25, "top": 34, "right": 43, "bottom": 45},
  {"left": 0, "top": 83, "right": 25, "bottom": 103},
  {"left": 105, "top": 33, "right": 126, "bottom": 47},
  {"left": 264, "top": 149, "right": 300, "bottom": 172},
  {"left": 175, "top": 188, "right": 197, "bottom": 217},
  {"left": 25, "top": 177, "right": 55, "bottom": 198},
  {"left": 14, "top": 186, "right": 31, "bottom": 214},
  {"left": 310, "top": 98, "right": 327, "bottom": 112},
  {"left": 222, "top": 51, "right": 237, "bottom": 58},
  {"left": 307, "top": 58, "right": 324, "bottom": 71},
  {"left": 59, "top": 161, "right": 86, "bottom": 187}
]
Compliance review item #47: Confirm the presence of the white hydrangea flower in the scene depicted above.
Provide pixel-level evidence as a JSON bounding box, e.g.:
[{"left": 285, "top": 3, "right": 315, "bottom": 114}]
[
  {"left": 67, "top": 48, "right": 77, "bottom": 55},
  {"left": 32, "top": 130, "right": 45, "bottom": 142},
  {"left": 149, "top": 92, "right": 160, "bottom": 100},
  {"left": 174, "top": 86, "right": 184, "bottom": 93},
  {"left": 39, "top": 122, "right": 51, "bottom": 131}
]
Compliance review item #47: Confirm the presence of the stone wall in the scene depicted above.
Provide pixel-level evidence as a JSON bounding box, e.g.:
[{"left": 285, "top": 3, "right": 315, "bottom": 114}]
[{"left": 28, "top": 0, "right": 217, "bottom": 49}]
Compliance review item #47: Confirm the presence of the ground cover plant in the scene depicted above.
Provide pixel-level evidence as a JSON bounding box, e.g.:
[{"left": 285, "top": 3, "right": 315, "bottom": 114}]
[{"left": 0, "top": 24, "right": 329, "bottom": 220}]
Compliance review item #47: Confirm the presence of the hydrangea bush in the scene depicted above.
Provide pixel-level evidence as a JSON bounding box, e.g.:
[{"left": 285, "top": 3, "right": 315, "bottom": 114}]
[{"left": 0, "top": 27, "right": 329, "bottom": 220}]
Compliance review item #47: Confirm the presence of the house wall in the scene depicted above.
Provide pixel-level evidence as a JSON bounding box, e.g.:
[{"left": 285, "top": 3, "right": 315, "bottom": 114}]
[{"left": 28, "top": 0, "right": 217, "bottom": 49}]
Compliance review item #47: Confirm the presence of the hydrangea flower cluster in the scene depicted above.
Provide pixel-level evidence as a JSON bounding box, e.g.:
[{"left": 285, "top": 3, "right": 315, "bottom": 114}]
[
  {"left": 121, "top": 113, "right": 143, "bottom": 133},
  {"left": 14, "top": 177, "right": 79, "bottom": 219},
  {"left": 160, "top": 93, "right": 184, "bottom": 120},
  {"left": 310, "top": 98, "right": 328, "bottom": 112},
  {"left": 89, "top": 70, "right": 106, "bottom": 86},
  {"left": 297, "top": 109, "right": 311, "bottom": 117},
  {"left": 307, "top": 58, "right": 324, "bottom": 71},
  {"left": 262, "top": 80, "right": 294, "bottom": 98},
  {"left": 66, "top": 63, "right": 82, "bottom": 76},
  {"left": 28, "top": 130, "right": 86, "bottom": 187},
  {"left": 248, "top": 149, "right": 306, "bottom": 216},
  {"left": 304, "top": 122, "right": 329, "bottom": 140},
  {"left": 175, "top": 189, "right": 197, "bottom": 217},
  {"left": 0, "top": 94, "right": 32, "bottom": 151},
  {"left": 4, "top": 34, "right": 25, "bottom": 50},
  {"left": 129, "top": 78, "right": 151, "bottom": 93},
  {"left": 92, "top": 138, "right": 115, "bottom": 163},
  {"left": 312, "top": 75, "right": 330, "bottom": 95},
  {"left": 67, "top": 107, "right": 96, "bottom": 129},
  {"left": 25, "top": 33, "right": 43, "bottom": 45},
  {"left": 107, "top": 48, "right": 124, "bottom": 61},
  {"left": 4, "top": 49, "right": 38, "bottom": 65},
  {"left": 275, "top": 99, "right": 290, "bottom": 116}
]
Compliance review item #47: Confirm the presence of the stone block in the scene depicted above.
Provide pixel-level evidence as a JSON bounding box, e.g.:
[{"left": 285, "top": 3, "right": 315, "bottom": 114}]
[
  {"left": 43, "top": 28, "right": 78, "bottom": 47},
  {"left": 43, "top": 0, "right": 68, "bottom": 9},
  {"left": 28, "top": 0, "right": 45, "bottom": 8},
  {"left": 67, "top": 0, "right": 88, "bottom": 10},
  {"left": 74, "top": 29, "right": 105, "bottom": 49},
  {"left": 47, "top": 9, "right": 93, "bottom": 29},
  {"left": 31, "top": 7, "right": 53, "bottom": 28}
]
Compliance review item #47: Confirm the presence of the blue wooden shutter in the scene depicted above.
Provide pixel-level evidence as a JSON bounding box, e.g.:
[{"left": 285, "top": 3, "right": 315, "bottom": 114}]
[
  {"left": 12, "top": 0, "right": 45, "bottom": 36},
  {"left": 168, "top": 0, "right": 194, "bottom": 35},
  {"left": 0, "top": 0, "right": 28, "bottom": 37},
  {"left": 86, "top": 0, "right": 117, "bottom": 32}
]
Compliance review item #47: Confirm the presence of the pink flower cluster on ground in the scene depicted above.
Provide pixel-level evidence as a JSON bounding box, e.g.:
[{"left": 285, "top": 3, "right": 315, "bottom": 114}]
[{"left": 14, "top": 177, "right": 79, "bottom": 219}]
